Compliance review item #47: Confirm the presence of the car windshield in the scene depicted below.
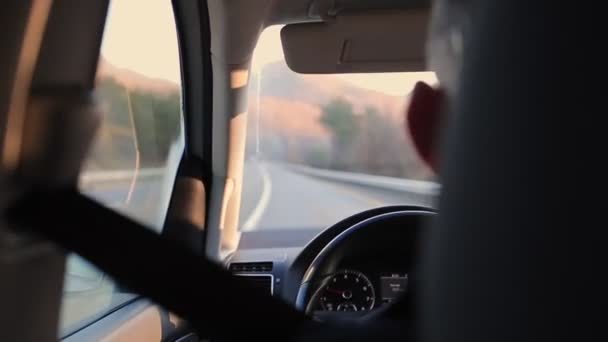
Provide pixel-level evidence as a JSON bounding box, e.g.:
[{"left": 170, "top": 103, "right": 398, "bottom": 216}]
[{"left": 239, "top": 26, "right": 439, "bottom": 233}]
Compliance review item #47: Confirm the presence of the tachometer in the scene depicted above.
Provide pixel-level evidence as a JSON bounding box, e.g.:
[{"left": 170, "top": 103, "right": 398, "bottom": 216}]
[{"left": 314, "top": 270, "right": 375, "bottom": 312}]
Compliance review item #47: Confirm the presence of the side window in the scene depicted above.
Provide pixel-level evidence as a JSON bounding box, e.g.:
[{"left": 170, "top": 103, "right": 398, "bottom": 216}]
[{"left": 60, "top": 0, "right": 183, "bottom": 334}]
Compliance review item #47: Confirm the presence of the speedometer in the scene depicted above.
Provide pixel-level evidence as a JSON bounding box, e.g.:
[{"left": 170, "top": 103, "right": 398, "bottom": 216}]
[{"left": 314, "top": 270, "right": 376, "bottom": 312}]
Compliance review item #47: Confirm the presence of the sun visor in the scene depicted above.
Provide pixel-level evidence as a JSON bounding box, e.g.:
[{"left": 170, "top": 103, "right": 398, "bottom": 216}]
[{"left": 281, "top": 9, "right": 430, "bottom": 74}]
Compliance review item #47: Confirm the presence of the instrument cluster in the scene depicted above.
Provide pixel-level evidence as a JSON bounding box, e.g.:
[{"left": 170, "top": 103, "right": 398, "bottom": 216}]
[{"left": 309, "top": 268, "right": 409, "bottom": 312}]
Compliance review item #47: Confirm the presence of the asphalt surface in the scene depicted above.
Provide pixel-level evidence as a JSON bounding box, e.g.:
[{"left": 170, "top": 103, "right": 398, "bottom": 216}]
[
  {"left": 80, "top": 176, "right": 170, "bottom": 232},
  {"left": 79, "top": 160, "right": 435, "bottom": 233},
  {"left": 239, "top": 160, "right": 435, "bottom": 231}
]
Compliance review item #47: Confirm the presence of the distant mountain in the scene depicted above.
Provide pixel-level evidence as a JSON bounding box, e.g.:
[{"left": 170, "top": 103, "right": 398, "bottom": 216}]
[
  {"left": 248, "top": 61, "right": 409, "bottom": 141},
  {"left": 97, "top": 56, "right": 180, "bottom": 95},
  {"left": 255, "top": 61, "right": 406, "bottom": 119},
  {"left": 254, "top": 97, "right": 328, "bottom": 138}
]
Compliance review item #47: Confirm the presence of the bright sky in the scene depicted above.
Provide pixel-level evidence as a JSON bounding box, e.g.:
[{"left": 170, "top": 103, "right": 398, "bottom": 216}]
[
  {"left": 101, "top": 3, "right": 436, "bottom": 96},
  {"left": 101, "top": 0, "right": 181, "bottom": 84}
]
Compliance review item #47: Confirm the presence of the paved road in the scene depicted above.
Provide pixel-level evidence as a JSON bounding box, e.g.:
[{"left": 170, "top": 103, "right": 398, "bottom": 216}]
[
  {"left": 239, "top": 161, "right": 435, "bottom": 231},
  {"left": 80, "top": 176, "right": 170, "bottom": 231},
  {"left": 79, "top": 160, "right": 435, "bottom": 233}
]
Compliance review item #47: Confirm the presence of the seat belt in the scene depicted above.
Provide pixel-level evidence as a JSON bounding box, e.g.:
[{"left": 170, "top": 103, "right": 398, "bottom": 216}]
[
  {"left": 5, "top": 188, "right": 309, "bottom": 341},
  {"left": 6, "top": 188, "right": 418, "bottom": 342}
]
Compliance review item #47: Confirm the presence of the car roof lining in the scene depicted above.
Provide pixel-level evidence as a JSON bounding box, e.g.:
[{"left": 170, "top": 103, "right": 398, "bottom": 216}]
[
  {"left": 208, "top": 0, "right": 430, "bottom": 65},
  {"left": 269, "top": 0, "right": 429, "bottom": 24}
]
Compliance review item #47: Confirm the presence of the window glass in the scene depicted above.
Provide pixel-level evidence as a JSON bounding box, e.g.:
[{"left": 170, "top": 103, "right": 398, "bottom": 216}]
[
  {"left": 60, "top": 0, "right": 183, "bottom": 334},
  {"left": 239, "top": 26, "right": 439, "bottom": 232}
]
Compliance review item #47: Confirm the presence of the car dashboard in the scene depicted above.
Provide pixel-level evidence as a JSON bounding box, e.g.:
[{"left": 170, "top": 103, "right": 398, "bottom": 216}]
[
  {"left": 228, "top": 236, "right": 415, "bottom": 316},
  {"left": 227, "top": 206, "right": 432, "bottom": 318}
]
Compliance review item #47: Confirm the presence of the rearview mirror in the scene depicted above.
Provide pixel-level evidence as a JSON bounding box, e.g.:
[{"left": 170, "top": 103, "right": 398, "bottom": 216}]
[{"left": 281, "top": 9, "right": 430, "bottom": 74}]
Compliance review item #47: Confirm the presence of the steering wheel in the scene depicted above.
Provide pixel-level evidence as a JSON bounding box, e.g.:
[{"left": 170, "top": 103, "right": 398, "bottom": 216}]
[{"left": 296, "top": 210, "right": 435, "bottom": 320}]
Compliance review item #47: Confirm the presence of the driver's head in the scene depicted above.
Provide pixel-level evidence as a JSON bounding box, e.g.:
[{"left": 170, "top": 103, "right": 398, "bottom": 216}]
[{"left": 406, "top": 0, "right": 470, "bottom": 173}]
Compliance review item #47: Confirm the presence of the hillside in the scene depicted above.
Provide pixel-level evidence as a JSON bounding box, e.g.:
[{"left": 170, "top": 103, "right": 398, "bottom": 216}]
[
  {"left": 254, "top": 97, "right": 327, "bottom": 138},
  {"left": 246, "top": 61, "right": 433, "bottom": 179},
  {"left": 256, "top": 61, "right": 406, "bottom": 118},
  {"left": 247, "top": 61, "right": 410, "bottom": 143},
  {"left": 92, "top": 58, "right": 428, "bottom": 179},
  {"left": 97, "top": 56, "right": 180, "bottom": 95},
  {"left": 85, "top": 57, "right": 182, "bottom": 171}
]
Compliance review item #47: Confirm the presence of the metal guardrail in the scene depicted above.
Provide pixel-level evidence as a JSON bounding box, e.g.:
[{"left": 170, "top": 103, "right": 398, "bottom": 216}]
[
  {"left": 79, "top": 168, "right": 164, "bottom": 186},
  {"left": 288, "top": 164, "right": 440, "bottom": 195},
  {"left": 79, "top": 163, "right": 440, "bottom": 196}
]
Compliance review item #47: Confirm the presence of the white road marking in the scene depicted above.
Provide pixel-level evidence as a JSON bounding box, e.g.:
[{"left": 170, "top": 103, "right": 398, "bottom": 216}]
[{"left": 242, "top": 162, "right": 272, "bottom": 231}]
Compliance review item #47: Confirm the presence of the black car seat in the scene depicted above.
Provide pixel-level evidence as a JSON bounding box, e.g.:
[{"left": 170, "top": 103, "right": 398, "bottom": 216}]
[{"left": 421, "top": 1, "right": 593, "bottom": 342}]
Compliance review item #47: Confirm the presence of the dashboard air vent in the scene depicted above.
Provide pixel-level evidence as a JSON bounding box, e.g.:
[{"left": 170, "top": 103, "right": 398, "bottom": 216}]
[
  {"left": 229, "top": 262, "right": 273, "bottom": 273},
  {"left": 235, "top": 275, "right": 273, "bottom": 295}
]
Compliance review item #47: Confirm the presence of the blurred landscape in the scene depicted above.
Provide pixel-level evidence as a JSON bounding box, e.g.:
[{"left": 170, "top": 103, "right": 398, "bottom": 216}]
[
  {"left": 247, "top": 61, "right": 432, "bottom": 180},
  {"left": 83, "top": 57, "right": 182, "bottom": 172},
  {"left": 84, "top": 57, "right": 432, "bottom": 181}
]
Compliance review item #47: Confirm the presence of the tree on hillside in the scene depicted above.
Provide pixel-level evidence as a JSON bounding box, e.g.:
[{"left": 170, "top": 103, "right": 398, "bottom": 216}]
[
  {"left": 320, "top": 98, "right": 358, "bottom": 169},
  {"left": 357, "top": 106, "right": 433, "bottom": 179},
  {"left": 85, "top": 76, "right": 182, "bottom": 170},
  {"left": 131, "top": 91, "right": 181, "bottom": 166},
  {"left": 358, "top": 106, "right": 407, "bottom": 177}
]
